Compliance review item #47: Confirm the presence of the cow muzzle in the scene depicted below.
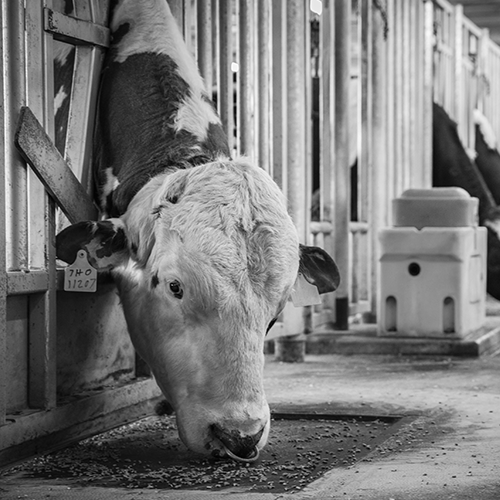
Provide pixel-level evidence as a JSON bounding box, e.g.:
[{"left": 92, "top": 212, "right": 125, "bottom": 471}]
[{"left": 211, "top": 423, "right": 266, "bottom": 462}]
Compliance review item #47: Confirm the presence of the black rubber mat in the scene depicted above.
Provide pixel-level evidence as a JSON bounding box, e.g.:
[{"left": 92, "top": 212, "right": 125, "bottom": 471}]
[{"left": 4, "top": 408, "right": 404, "bottom": 493}]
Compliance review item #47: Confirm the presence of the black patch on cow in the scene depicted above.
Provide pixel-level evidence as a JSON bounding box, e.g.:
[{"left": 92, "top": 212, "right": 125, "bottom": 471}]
[
  {"left": 432, "top": 103, "right": 496, "bottom": 222},
  {"left": 151, "top": 272, "right": 160, "bottom": 288},
  {"left": 299, "top": 244, "right": 341, "bottom": 294},
  {"left": 112, "top": 22, "right": 130, "bottom": 44},
  {"left": 151, "top": 206, "right": 163, "bottom": 218},
  {"left": 63, "top": 0, "right": 74, "bottom": 15},
  {"left": 56, "top": 221, "right": 95, "bottom": 264},
  {"left": 475, "top": 124, "right": 500, "bottom": 205},
  {"left": 94, "top": 50, "right": 231, "bottom": 216},
  {"left": 94, "top": 222, "right": 127, "bottom": 259},
  {"left": 54, "top": 45, "right": 76, "bottom": 155}
]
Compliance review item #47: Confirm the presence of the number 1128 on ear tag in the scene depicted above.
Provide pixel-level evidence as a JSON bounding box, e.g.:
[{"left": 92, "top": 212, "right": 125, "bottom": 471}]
[{"left": 64, "top": 250, "right": 98, "bottom": 292}]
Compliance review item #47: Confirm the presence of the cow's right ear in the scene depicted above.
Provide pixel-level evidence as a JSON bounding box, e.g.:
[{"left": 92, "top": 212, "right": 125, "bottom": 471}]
[{"left": 56, "top": 219, "right": 129, "bottom": 270}]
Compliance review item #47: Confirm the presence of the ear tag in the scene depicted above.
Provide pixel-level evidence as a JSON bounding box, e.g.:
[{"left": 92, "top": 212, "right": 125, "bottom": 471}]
[
  {"left": 64, "top": 250, "right": 97, "bottom": 293},
  {"left": 290, "top": 273, "right": 322, "bottom": 307}
]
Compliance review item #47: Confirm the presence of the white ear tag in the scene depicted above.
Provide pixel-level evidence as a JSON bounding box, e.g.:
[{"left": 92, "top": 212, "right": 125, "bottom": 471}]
[
  {"left": 64, "top": 249, "right": 97, "bottom": 293},
  {"left": 290, "top": 273, "right": 322, "bottom": 307}
]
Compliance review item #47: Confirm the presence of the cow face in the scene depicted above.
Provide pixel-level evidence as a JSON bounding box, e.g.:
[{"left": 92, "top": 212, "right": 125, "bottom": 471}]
[{"left": 57, "top": 158, "right": 340, "bottom": 458}]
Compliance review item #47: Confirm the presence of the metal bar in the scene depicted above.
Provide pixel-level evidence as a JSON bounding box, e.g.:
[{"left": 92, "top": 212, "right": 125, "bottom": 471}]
[
  {"left": 44, "top": 8, "right": 110, "bottom": 47},
  {"left": 334, "top": 0, "right": 351, "bottom": 328},
  {"left": 422, "top": 0, "right": 434, "bottom": 187},
  {"left": 257, "top": 0, "right": 270, "bottom": 172},
  {"left": 25, "top": 0, "right": 57, "bottom": 411},
  {"left": 15, "top": 106, "right": 98, "bottom": 224},
  {"left": 4, "top": 0, "right": 28, "bottom": 271},
  {"left": 197, "top": 0, "right": 213, "bottom": 92},
  {"left": 271, "top": 0, "right": 286, "bottom": 191},
  {"left": 218, "top": 0, "right": 233, "bottom": 149},
  {"left": 63, "top": 0, "right": 106, "bottom": 195},
  {"left": 26, "top": 0, "right": 54, "bottom": 270},
  {"left": 370, "top": 0, "right": 388, "bottom": 320},
  {"left": 0, "top": 0, "right": 7, "bottom": 425},
  {"left": 286, "top": 0, "right": 307, "bottom": 241},
  {"left": 320, "top": 0, "right": 333, "bottom": 224},
  {"left": 238, "top": 0, "right": 255, "bottom": 159},
  {"left": 7, "top": 272, "right": 49, "bottom": 296}
]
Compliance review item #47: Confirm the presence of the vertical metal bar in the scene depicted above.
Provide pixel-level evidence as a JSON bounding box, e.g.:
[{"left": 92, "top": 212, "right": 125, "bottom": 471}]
[
  {"left": 25, "top": 0, "right": 57, "bottom": 410},
  {"left": 0, "top": 0, "right": 7, "bottom": 424},
  {"left": 394, "top": 0, "right": 403, "bottom": 196},
  {"left": 422, "top": 0, "right": 434, "bottom": 187},
  {"left": 4, "top": 0, "right": 28, "bottom": 271},
  {"left": 334, "top": 0, "right": 351, "bottom": 329},
  {"left": 304, "top": 4, "right": 312, "bottom": 243},
  {"left": 370, "top": 0, "right": 387, "bottom": 319},
  {"left": 359, "top": 0, "right": 372, "bottom": 312},
  {"left": 454, "top": 5, "right": 464, "bottom": 140},
  {"left": 320, "top": 0, "right": 335, "bottom": 321},
  {"left": 286, "top": 0, "right": 307, "bottom": 241},
  {"left": 197, "top": 0, "right": 213, "bottom": 92},
  {"left": 271, "top": 0, "right": 286, "bottom": 192},
  {"left": 385, "top": 0, "right": 395, "bottom": 223},
  {"left": 238, "top": 0, "right": 255, "bottom": 159},
  {"left": 218, "top": 0, "right": 233, "bottom": 149},
  {"left": 63, "top": 2, "right": 105, "bottom": 195},
  {"left": 257, "top": 0, "right": 270, "bottom": 173},
  {"left": 320, "top": 0, "right": 333, "bottom": 225}
]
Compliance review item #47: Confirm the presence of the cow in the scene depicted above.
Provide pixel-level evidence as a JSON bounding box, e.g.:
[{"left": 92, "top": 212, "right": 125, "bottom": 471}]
[
  {"left": 433, "top": 102, "right": 500, "bottom": 300},
  {"left": 55, "top": 0, "right": 340, "bottom": 461},
  {"left": 474, "top": 108, "right": 500, "bottom": 205}
]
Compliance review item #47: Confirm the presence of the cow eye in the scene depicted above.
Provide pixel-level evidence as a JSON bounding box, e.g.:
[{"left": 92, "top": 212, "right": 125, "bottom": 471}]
[{"left": 169, "top": 280, "right": 183, "bottom": 299}]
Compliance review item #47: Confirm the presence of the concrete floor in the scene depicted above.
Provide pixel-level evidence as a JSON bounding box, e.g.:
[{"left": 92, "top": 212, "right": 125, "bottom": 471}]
[{"left": 1, "top": 353, "right": 499, "bottom": 499}]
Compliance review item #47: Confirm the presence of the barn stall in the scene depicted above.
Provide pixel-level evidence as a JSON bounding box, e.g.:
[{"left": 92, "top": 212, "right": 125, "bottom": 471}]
[{"left": 1, "top": 0, "right": 500, "bottom": 466}]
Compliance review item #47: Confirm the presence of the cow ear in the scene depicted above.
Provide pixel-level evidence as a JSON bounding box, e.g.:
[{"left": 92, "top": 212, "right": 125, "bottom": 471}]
[
  {"left": 56, "top": 219, "right": 129, "bottom": 270},
  {"left": 298, "top": 244, "right": 340, "bottom": 294}
]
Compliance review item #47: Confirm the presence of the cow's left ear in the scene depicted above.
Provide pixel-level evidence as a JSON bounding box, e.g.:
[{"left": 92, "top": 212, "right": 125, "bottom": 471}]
[
  {"left": 298, "top": 244, "right": 340, "bottom": 294},
  {"left": 56, "top": 219, "right": 129, "bottom": 270}
]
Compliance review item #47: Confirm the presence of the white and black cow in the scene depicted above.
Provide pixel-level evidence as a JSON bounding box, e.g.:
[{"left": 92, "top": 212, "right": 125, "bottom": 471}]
[
  {"left": 433, "top": 102, "right": 500, "bottom": 300},
  {"left": 56, "top": 0, "right": 340, "bottom": 460}
]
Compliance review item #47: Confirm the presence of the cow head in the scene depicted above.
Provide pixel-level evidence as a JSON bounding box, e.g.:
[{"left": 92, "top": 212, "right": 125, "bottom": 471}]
[{"left": 57, "top": 158, "right": 339, "bottom": 459}]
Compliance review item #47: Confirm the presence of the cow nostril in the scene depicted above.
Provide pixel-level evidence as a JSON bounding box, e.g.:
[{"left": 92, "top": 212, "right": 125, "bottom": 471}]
[{"left": 211, "top": 424, "right": 265, "bottom": 460}]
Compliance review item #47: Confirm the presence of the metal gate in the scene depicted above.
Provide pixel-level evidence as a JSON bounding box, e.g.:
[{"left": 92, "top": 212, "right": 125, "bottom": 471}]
[{"left": 0, "top": 0, "right": 163, "bottom": 466}]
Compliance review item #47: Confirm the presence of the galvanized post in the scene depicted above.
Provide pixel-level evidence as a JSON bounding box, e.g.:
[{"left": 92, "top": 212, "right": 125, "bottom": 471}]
[
  {"left": 218, "top": 0, "right": 234, "bottom": 150},
  {"left": 257, "top": 0, "right": 270, "bottom": 173},
  {"left": 286, "top": 0, "right": 307, "bottom": 241},
  {"left": 197, "top": 0, "right": 213, "bottom": 92},
  {"left": 271, "top": 0, "right": 286, "bottom": 192},
  {"left": 238, "top": 0, "right": 255, "bottom": 159},
  {"left": 334, "top": 0, "right": 351, "bottom": 329}
]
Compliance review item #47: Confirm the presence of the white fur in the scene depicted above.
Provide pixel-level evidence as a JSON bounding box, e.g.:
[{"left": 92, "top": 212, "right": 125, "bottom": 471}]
[
  {"left": 53, "top": 40, "right": 73, "bottom": 66},
  {"left": 100, "top": 167, "right": 120, "bottom": 212},
  {"left": 173, "top": 93, "right": 220, "bottom": 142},
  {"left": 116, "top": 159, "right": 300, "bottom": 455},
  {"left": 111, "top": 0, "right": 220, "bottom": 142},
  {"left": 474, "top": 108, "right": 498, "bottom": 151},
  {"left": 54, "top": 87, "right": 68, "bottom": 114}
]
